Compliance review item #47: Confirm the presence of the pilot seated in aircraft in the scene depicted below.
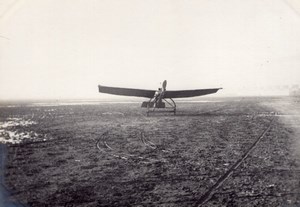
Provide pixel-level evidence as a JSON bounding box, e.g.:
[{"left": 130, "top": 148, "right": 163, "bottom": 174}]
[
  {"left": 153, "top": 88, "right": 162, "bottom": 107},
  {"left": 154, "top": 88, "right": 162, "bottom": 101}
]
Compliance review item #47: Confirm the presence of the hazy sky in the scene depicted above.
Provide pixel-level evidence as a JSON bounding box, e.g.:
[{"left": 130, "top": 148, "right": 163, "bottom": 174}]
[{"left": 1, "top": 0, "right": 300, "bottom": 100}]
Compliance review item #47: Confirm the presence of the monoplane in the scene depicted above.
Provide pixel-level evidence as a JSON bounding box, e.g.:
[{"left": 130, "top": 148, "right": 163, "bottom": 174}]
[{"left": 98, "top": 80, "right": 221, "bottom": 115}]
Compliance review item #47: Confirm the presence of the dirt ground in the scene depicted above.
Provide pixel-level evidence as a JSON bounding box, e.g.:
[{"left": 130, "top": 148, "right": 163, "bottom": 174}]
[{"left": 0, "top": 97, "right": 299, "bottom": 206}]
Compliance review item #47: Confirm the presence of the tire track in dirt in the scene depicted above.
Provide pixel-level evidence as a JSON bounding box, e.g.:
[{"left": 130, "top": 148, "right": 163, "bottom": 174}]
[
  {"left": 140, "top": 132, "right": 157, "bottom": 149},
  {"left": 96, "top": 131, "right": 133, "bottom": 160},
  {"left": 139, "top": 131, "right": 172, "bottom": 153},
  {"left": 96, "top": 130, "right": 167, "bottom": 162},
  {"left": 193, "top": 117, "right": 275, "bottom": 207}
]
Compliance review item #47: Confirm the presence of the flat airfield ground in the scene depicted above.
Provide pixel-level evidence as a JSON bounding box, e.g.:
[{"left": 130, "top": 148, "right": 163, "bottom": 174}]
[{"left": 0, "top": 97, "right": 300, "bottom": 206}]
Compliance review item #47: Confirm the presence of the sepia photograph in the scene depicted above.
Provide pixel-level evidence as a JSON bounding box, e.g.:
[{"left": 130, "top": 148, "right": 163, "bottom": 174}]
[{"left": 1, "top": 0, "right": 300, "bottom": 206}]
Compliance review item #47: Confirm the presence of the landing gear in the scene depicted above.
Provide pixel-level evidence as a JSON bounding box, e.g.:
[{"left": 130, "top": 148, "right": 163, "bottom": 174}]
[{"left": 143, "top": 98, "right": 176, "bottom": 116}]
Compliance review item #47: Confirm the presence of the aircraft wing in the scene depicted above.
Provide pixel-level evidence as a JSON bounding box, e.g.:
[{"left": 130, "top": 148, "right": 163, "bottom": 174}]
[
  {"left": 164, "top": 88, "right": 222, "bottom": 98},
  {"left": 98, "top": 85, "right": 155, "bottom": 98}
]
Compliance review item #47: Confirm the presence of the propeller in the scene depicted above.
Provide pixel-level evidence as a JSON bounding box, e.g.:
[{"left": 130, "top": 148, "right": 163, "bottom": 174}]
[{"left": 162, "top": 80, "right": 167, "bottom": 91}]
